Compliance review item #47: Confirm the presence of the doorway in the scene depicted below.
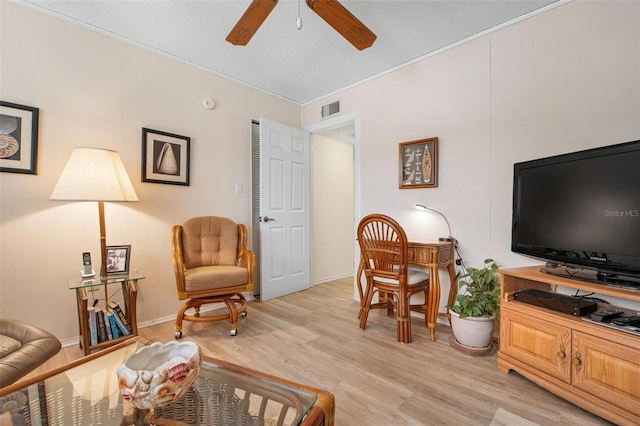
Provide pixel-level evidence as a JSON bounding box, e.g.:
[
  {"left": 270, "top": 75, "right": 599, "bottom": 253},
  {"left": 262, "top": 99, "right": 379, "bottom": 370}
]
[
  {"left": 251, "top": 113, "right": 361, "bottom": 300},
  {"left": 307, "top": 112, "right": 361, "bottom": 298},
  {"left": 311, "top": 130, "right": 354, "bottom": 284}
]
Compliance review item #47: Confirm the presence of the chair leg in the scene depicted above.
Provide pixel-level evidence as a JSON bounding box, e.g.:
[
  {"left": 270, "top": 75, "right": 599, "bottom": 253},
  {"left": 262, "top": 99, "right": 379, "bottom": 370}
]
[
  {"left": 175, "top": 300, "right": 193, "bottom": 339},
  {"left": 237, "top": 293, "right": 249, "bottom": 318},
  {"left": 396, "top": 292, "right": 411, "bottom": 343},
  {"left": 224, "top": 298, "right": 239, "bottom": 336},
  {"left": 357, "top": 260, "right": 366, "bottom": 319},
  {"left": 359, "top": 282, "right": 376, "bottom": 330},
  {"left": 225, "top": 293, "right": 249, "bottom": 336},
  {"left": 383, "top": 292, "right": 395, "bottom": 316}
]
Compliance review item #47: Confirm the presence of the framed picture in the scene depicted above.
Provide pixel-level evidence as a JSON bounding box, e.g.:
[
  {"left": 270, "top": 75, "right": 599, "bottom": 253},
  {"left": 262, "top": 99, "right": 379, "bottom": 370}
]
[
  {"left": 142, "top": 128, "right": 190, "bottom": 186},
  {"left": 399, "top": 137, "right": 438, "bottom": 189},
  {"left": 106, "top": 245, "right": 131, "bottom": 275},
  {"left": 0, "top": 101, "right": 39, "bottom": 174}
]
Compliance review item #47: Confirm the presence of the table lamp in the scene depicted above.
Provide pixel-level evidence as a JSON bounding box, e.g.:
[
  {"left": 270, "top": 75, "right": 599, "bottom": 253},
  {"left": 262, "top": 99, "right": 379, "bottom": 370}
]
[
  {"left": 50, "top": 147, "right": 139, "bottom": 279},
  {"left": 415, "top": 203, "right": 454, "bottom": 243}
]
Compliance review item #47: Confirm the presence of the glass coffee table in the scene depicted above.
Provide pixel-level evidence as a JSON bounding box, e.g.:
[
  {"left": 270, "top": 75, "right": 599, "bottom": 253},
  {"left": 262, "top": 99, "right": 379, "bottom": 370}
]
[{"left": 0, "top": 338, "right": 334, "bottom": 425}]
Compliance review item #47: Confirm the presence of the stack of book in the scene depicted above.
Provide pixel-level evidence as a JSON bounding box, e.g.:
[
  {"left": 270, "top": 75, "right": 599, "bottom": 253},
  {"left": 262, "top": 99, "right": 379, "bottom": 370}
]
[{"left": 87, "top": 301, "right": 132, "bottom": 345}]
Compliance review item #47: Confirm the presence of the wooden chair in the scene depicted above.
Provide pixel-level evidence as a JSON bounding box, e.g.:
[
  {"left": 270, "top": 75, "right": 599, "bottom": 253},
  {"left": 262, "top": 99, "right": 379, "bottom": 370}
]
[
  {"left": 357, "top": 214, "right": 430, "bottom": 343},
  {"left": 171, "top": 216, "right": 255, "bottom": 339}
]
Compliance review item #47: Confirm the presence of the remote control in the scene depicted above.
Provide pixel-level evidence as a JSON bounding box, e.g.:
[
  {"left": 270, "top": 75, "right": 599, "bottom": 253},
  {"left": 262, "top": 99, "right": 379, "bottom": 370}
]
[
  {"left": 611, "top": 316, "right": 640, "bottom": 327},
  {"left": 590, "top": 309, "right": 624, "bottom": 322}
]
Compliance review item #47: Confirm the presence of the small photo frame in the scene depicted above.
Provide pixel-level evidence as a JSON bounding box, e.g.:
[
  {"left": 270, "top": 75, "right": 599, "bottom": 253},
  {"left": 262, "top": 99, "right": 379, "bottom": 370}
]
[
  {"left": 106, "top": 245, "right": 131, "bottom": 275},
  {"left": 142, "top": 127, "right": 190, "bottom": 186},
  {"left": 0, "top": 101, "right": 39, "bottom": 174},
  {"left": 399, "top": 137, "right": 438, "bottom": 189}
]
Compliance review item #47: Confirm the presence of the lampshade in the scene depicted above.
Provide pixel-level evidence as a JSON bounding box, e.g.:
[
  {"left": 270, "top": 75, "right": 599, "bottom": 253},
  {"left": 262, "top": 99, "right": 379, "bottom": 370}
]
[{"left": 50, "top": 147, "right": 138, "bottom": 202}]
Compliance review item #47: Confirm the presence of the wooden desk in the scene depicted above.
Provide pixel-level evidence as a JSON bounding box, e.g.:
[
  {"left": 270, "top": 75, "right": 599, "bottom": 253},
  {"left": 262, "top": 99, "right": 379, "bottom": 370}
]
[{"left": 357, "top": 241, "right": 456, "bottom": 341}]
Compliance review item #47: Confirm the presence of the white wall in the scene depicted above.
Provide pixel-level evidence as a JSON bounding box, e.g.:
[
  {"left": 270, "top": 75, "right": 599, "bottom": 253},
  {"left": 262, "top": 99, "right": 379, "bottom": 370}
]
[
  {"left": 303, "top": 0, "right": 640, "bottom": 311},
  {"left": 312, "top": 134, "right": 354, "bottom": 283},
  {"left": 0, "top": 2, "right": 301, "bottom": 340}
]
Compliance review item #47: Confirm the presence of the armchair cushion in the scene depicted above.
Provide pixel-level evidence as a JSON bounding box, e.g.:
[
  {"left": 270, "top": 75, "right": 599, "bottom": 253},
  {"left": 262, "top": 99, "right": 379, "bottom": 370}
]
[
  {"left": 0, "top": 335, "right": 22, "bottom": 358},
  {"left": 376, "top": 270, "right": 429, "bottom": 285},
  {"left": 182, "top": 217, "right": 238, "bottom": 269},
  {"left": 185, "top": 266, "right": 249, "bottom": 292}
]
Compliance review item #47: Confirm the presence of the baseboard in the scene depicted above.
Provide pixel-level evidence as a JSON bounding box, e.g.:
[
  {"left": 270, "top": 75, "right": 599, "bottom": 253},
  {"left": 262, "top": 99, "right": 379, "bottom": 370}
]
[
  {"left": 313, "top": 273, "right": 352, "bottom": 285},
  {"left": 60, "top": 336, "right": 80, "bottom": 348}
]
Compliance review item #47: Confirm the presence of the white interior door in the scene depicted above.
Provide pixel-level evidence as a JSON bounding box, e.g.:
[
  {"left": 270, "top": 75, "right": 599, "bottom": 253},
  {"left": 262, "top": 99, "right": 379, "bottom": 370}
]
[{"left": 259, "top": 118, "right": 311, "bottom": 300}]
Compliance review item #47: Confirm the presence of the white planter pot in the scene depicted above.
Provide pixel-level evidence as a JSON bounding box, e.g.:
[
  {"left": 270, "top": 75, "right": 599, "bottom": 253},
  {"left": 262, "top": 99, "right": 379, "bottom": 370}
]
[{"left": 450, "top": 311, "right": 495, "bottom": 349}]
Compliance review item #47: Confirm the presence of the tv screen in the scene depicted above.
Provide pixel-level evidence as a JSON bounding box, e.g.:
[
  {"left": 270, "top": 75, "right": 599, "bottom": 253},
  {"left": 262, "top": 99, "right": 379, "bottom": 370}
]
[{"left": 512, "top": 140, "right": 640, "bottom": 289}]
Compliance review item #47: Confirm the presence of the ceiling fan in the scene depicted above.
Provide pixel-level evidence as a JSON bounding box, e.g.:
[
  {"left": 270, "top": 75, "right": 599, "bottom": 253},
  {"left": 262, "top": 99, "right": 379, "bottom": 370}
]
[{"left": 226, "top": 0, "right": 377, "bottom": 51}]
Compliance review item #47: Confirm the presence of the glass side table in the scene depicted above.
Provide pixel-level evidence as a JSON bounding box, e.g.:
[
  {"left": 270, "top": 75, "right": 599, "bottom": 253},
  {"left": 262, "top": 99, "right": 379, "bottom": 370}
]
[
  {"left": 0, "top": 338, "right": 335, "bottom": 425},
  {"left": 67, "top": 273, "right": 145, "bottom": 355}
]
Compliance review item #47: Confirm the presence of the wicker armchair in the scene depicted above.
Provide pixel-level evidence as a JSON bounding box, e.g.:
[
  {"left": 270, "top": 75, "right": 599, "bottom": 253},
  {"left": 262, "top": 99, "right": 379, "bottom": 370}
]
[
  {"left": 171, "top": 216, "right": 255, "bottom": 339},
  {"left": 357, "top": 214, "right": 430, "bottom": 343}
]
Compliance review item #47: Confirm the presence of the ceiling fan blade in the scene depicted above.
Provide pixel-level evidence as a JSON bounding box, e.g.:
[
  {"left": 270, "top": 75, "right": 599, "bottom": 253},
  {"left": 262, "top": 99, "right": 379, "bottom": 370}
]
[
  {"left": 306, "top": 0, "right": 376, "bottom": 50},
  {"left": 226, "top": 0, "right": 278, "bottom": 46}
]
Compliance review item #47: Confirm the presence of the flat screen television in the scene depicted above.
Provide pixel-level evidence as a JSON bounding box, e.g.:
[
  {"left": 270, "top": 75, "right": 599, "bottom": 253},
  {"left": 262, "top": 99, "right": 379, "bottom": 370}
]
[{"left": 512, "top": 139, "right": 640, "bottom": 290}]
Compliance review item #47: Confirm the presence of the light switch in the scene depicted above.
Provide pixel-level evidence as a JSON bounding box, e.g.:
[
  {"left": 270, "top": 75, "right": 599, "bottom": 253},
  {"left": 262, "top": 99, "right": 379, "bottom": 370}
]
[{"left": 235, "top": 183, "right": 243, "bottom": 194}]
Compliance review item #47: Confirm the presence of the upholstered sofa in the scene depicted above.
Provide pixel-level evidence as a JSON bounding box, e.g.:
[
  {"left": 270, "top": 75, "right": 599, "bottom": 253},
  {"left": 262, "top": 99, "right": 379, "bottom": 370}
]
[{"left": 0, "top": 318, "right": 61, "bottom": 388}]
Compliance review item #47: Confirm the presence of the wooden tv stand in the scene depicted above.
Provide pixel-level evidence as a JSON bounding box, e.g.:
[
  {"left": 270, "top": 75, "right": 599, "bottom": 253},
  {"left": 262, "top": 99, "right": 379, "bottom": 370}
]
[{"left": 497, "top": 266, "right": 640, "bottom": 425}]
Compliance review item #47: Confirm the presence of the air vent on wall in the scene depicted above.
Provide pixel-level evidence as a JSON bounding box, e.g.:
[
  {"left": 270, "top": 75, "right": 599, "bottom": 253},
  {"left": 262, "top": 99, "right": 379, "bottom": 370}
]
[{"left": 321, "top": 100, "right": 341, "bottom": 119}]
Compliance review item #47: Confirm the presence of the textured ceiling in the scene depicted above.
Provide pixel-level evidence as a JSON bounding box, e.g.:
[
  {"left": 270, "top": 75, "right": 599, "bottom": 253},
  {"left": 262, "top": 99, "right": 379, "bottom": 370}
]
[{"left": 19, "top": 0, "right": 560, "bottom": 105}]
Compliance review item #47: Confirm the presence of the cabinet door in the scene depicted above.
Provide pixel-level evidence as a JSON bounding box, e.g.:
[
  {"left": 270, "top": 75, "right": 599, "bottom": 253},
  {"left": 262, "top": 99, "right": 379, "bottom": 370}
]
[
  {"left": 572, "top": 331, "right": 640, "bottom": 415},
  {"left": 501, "top": 308, "right": 571, "bottom": 382}
]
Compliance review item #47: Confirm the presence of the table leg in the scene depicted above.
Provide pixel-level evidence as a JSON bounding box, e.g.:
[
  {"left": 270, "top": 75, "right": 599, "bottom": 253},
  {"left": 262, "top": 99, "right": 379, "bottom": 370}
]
[
  {"left": 122, "top": 280, "right": 138, "bottom": 335},
  {"left": 427, "top": 261, "right": 440, "bottom": 341},
  {"left": 76, "top": 288, "right": 91, "bottom": 355},
  {"left": 444, "top": 263, "right": 456, "bottom": 325}
]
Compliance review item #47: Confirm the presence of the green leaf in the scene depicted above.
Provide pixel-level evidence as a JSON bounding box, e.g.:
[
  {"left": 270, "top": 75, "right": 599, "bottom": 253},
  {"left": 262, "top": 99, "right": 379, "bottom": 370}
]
[{"left": 448, "top": 259, "right": 500, "bottom": 317}]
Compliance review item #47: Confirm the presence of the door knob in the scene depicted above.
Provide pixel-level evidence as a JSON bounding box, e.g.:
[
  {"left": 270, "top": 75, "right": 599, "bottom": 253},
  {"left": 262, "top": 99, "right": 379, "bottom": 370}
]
[{"left": 262, "top": 216, "right": 275, "bottom": 222}]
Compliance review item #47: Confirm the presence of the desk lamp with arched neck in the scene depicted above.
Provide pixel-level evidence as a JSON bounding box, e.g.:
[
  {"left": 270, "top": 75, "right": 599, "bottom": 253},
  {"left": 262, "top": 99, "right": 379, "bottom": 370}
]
[{"left": 415, "top": 203, "right": 454, "bottom": 243}]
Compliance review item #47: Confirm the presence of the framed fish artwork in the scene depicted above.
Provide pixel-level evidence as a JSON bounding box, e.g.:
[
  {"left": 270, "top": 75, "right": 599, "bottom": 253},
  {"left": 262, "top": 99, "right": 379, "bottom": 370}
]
[
  {"left": 399, "top": 137, "right": 438, "bottom": 189},
  {"left": 0, "top": 101, "right": 39, "bottom": 175},
  {"left": 142, "top": 128, "right": 190, "bottom": 186}
]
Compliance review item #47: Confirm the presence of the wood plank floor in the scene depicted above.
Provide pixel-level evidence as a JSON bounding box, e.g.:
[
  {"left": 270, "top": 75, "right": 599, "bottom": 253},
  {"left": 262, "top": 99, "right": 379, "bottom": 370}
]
[{"left": 31, "top": 277, "right": 613, "bottom": 425}]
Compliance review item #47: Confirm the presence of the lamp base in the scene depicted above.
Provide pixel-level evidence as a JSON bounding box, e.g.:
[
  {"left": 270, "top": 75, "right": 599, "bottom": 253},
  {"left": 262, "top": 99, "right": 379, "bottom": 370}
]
[{"left": 439, "top": 237, "right": 454, "bottom": 242}]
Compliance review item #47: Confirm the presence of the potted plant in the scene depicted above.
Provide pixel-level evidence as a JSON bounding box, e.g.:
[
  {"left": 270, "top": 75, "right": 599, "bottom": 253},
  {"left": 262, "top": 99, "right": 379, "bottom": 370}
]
[{"left": 447, "top": 258, "right": 500, "bottom": 349}]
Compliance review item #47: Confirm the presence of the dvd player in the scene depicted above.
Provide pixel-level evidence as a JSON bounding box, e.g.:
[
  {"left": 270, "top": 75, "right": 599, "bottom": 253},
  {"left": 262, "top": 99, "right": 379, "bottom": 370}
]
[{"left": 514, "top": 289, "right": 598, "bottom": 316}]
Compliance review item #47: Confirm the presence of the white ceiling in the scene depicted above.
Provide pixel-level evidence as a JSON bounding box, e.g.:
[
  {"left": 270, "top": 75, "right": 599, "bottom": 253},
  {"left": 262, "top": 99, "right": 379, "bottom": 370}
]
[{"left": 19, "top": 0, "right": 560, "bottom": 105}]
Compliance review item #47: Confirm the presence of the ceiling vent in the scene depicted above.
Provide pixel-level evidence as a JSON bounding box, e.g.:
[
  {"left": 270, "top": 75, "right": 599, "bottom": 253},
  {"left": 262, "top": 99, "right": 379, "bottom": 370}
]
[{"left": 321, "top": 100, "right": 341, "bottom": 119}]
